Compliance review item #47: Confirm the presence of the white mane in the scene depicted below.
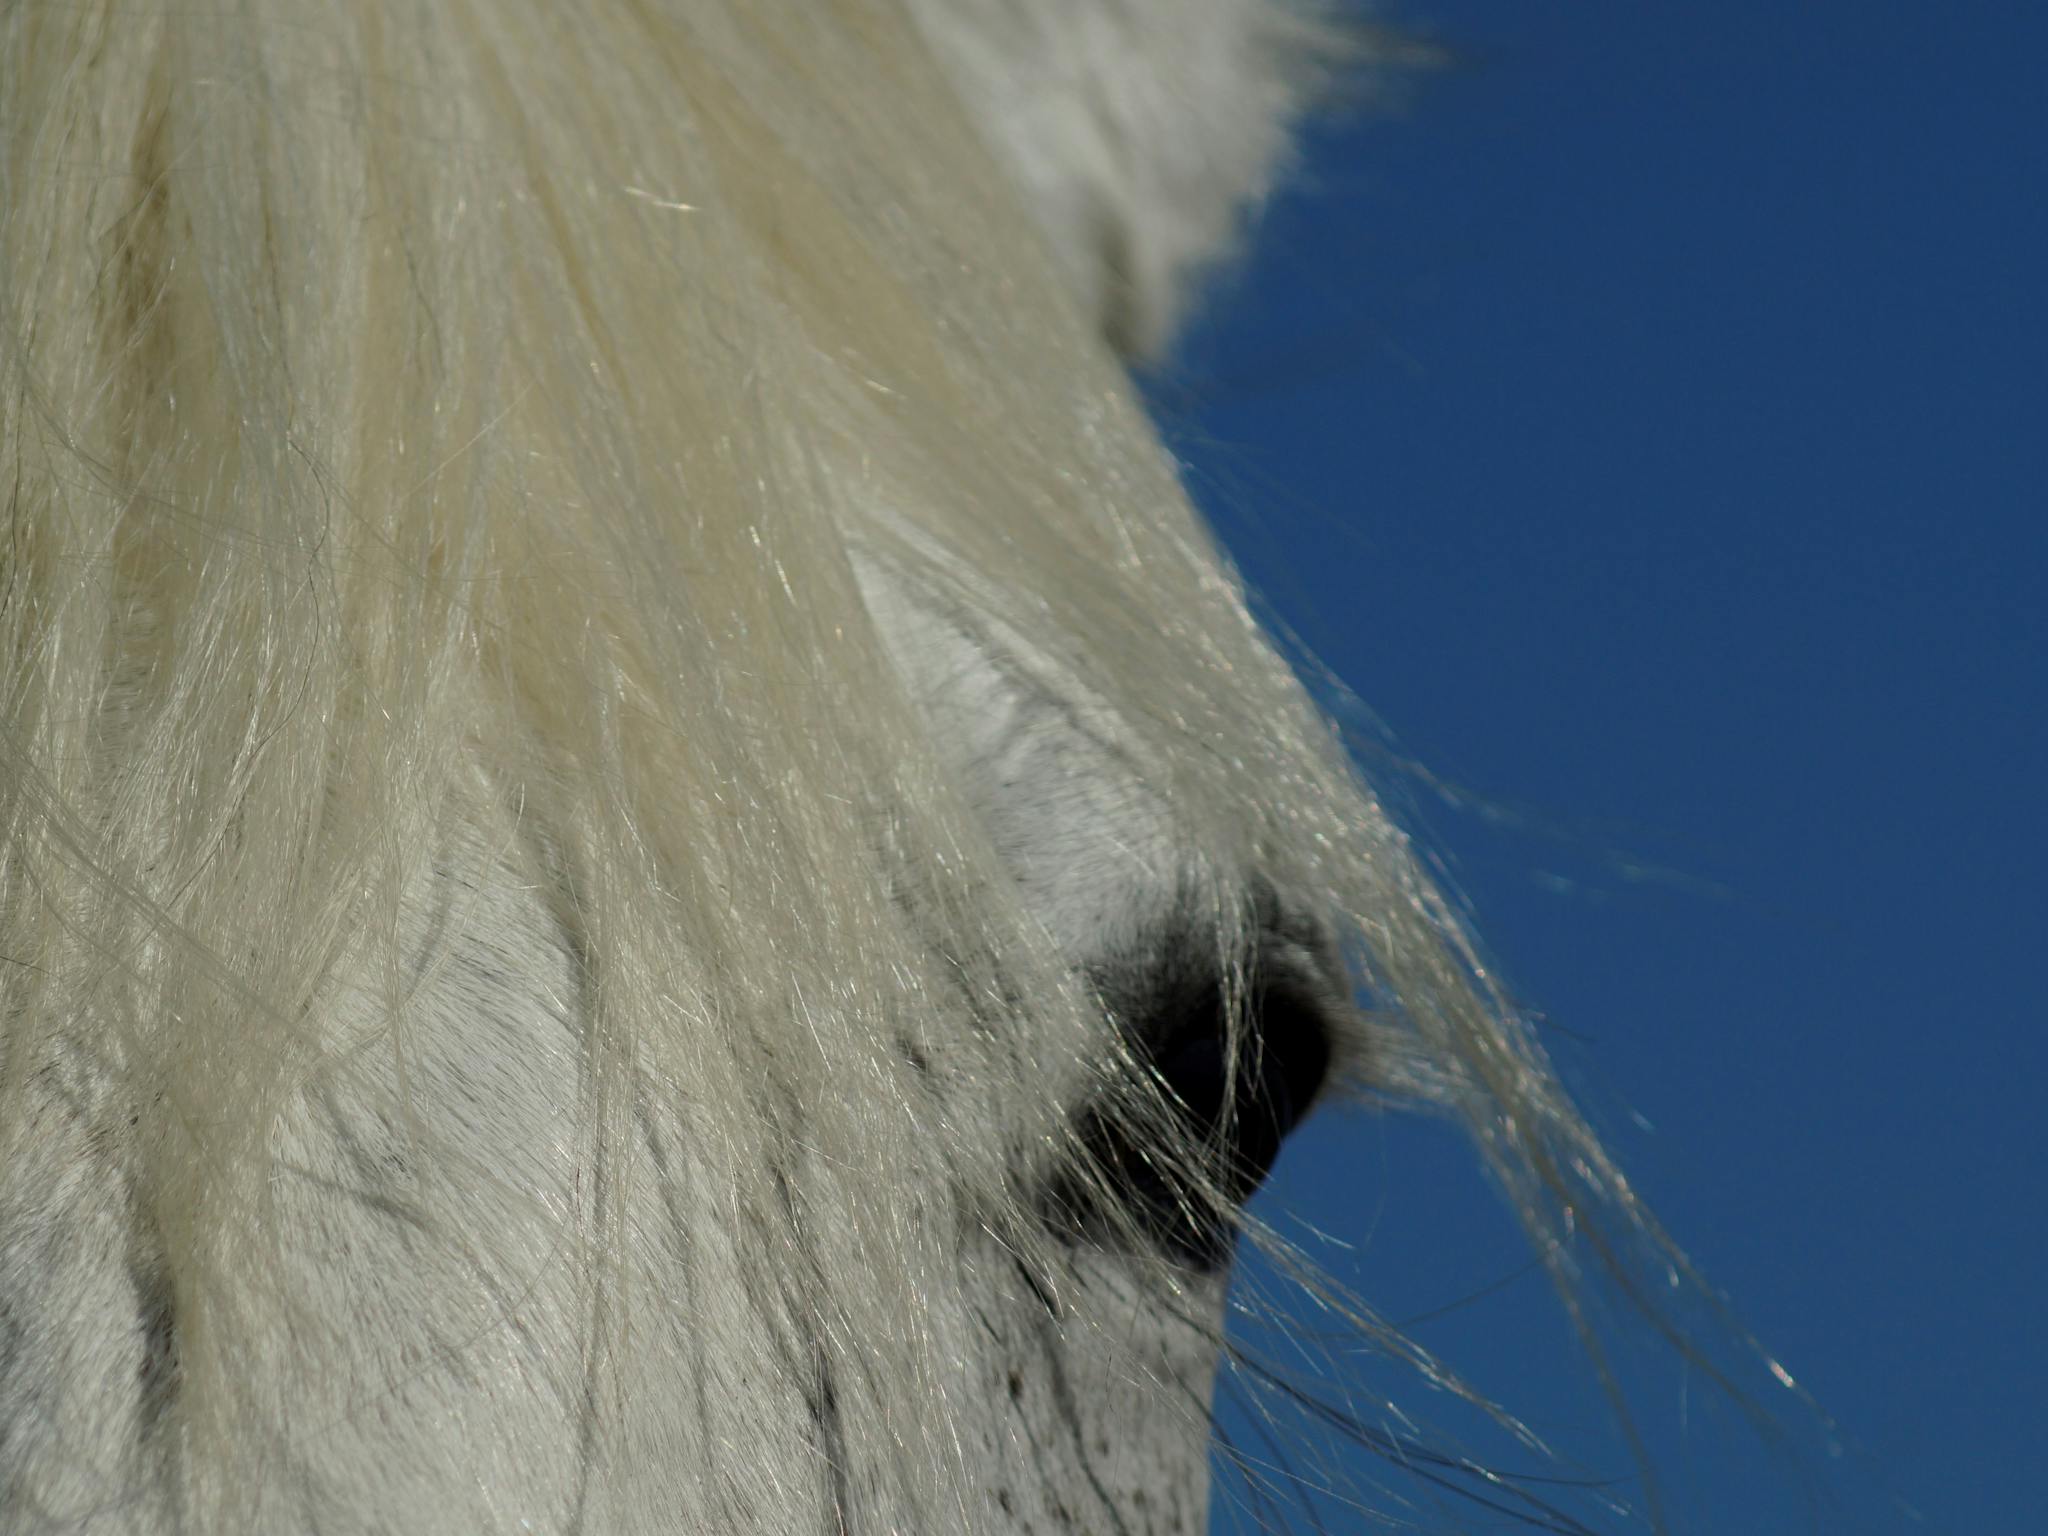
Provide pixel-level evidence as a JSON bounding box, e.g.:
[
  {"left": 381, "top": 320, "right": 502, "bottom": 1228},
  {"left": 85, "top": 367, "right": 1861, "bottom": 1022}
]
[{"left": 0, "top": 3, "right": 1685, "bottom": 1531}]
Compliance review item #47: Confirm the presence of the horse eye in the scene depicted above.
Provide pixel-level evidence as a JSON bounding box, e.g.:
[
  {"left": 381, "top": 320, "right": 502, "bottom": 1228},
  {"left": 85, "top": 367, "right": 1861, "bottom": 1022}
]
[
  {"left": 1152, "top": 978, "right": 1333, "bottom": 1203},
  {"left": 1054, "top": 968, "right": 1336, "bottom": 1271}
]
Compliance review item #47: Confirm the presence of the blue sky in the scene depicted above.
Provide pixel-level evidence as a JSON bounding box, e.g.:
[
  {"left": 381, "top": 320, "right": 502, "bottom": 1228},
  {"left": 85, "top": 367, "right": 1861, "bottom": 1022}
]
[{"left": 1156, "top": 5, "right": 2042, "bottom": 1532}]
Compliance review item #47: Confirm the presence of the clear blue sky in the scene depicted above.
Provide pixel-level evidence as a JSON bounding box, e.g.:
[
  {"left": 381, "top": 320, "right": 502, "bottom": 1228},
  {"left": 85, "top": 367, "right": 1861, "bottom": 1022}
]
[{"left": 1157, "top": 5, "right": 2042, "bottom": 1532}]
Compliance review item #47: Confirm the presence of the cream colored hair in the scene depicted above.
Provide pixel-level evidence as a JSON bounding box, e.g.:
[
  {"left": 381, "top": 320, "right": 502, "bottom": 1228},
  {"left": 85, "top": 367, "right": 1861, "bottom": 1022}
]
[{"left": 0, "top": 2, "right": 1702, "bottom": 1530}]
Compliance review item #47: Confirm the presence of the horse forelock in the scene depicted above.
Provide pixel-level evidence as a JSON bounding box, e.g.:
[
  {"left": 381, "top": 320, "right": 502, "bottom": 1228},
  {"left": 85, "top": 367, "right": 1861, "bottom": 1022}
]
[{"left": 0, "top": 3, "right": 1672, "bottom": 1531}]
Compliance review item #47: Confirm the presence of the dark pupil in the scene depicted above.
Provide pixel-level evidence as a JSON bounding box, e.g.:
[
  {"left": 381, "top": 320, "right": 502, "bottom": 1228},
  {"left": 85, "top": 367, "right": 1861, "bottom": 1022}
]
[{"left": 1062, "top": 977, "right": 1333, "bottom": 1270}]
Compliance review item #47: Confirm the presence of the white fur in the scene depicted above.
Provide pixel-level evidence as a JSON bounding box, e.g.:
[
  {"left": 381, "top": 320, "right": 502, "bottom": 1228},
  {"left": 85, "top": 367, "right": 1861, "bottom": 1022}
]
[
  {"left": 0, "top": 3, "right": 1675, "bottom": 1532},
  {"left": 907, "top": 0, "right": 1343, "bottom": 356}
]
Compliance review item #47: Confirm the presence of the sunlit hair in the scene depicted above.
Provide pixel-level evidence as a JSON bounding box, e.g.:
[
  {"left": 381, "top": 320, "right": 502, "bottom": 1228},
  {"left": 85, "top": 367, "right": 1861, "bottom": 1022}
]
[{"left": 1, "top": 1, "right": 1693, "bottom": 1528}]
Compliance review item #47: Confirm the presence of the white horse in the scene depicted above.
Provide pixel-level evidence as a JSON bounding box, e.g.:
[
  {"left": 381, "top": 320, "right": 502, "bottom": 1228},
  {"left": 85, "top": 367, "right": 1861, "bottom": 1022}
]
[{"left": 0, "top": 2, "right": 1689, "bottom": 1531}]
